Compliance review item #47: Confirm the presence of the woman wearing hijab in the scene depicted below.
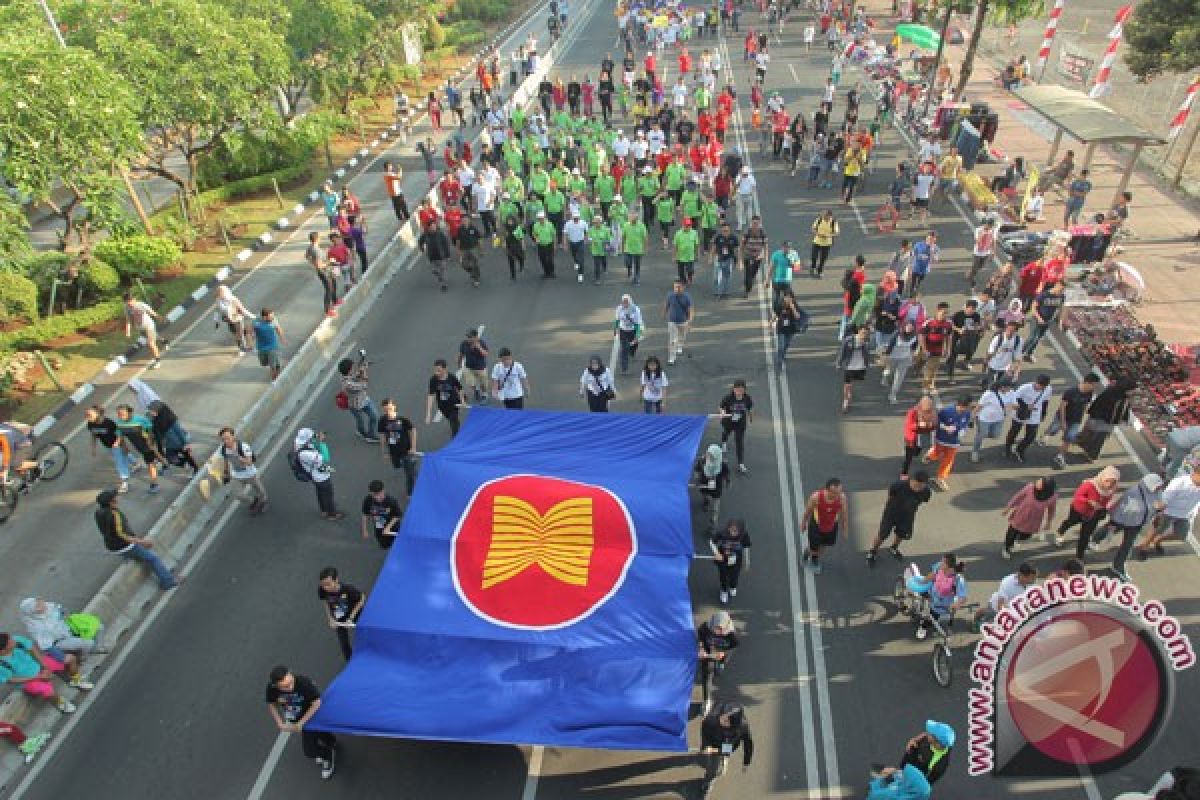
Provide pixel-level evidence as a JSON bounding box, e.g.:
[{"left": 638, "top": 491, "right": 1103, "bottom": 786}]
[
  {"left": 18, "top": 598, "right": 96, "bottom": 690},
  {"left": 883, "top": 322, "right": 921, "bottom": 404},
  {"left": 1076, "top": 377, "right": 1135, "bottom": 462},
  {"left": 1054, "top": 466, "right": 1120, "bottom": 559},
  {"left": 694, "top": 444, "right": 730, "bottom": 531},
  {"left": 993, "top": 296, "right": 1025, "bottom": 332},
  {"left": 579, "top": 355, "right": 616, "bottom": 412},
  {"left": 213, "top": 285, "right": 255, "bottom": 354},
  {"left": 146, "top": 401, "right": 199, "bottom": 474},
  {"left": 1096, "top": 473, "right": 1164, "bottom": 581},
  {"left": 1001, "top": 477, "right": 1057, "bottom": 559},
  {"left": 901, "top": 396, "right": 937, "bottom": 479},
  {"left": 836, "top": 326, "right": 871, "bottom": 412}
]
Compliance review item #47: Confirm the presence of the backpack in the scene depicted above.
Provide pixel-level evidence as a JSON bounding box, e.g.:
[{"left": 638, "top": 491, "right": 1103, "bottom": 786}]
[
  {"left": 840, "top": 270, "right": 856, "bottom": 292},
  {"left": 288, "top": 445, "right": 315, "bottom": 482},
  {"left": 334, "top": 390, "right": 349, "bottom": 410}
]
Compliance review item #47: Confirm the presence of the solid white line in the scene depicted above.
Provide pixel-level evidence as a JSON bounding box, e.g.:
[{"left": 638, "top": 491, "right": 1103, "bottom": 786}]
[
  {"left": 788, "top": 63, "right": 800, "bottom": 84},
  {"left": 521, "top": 746, "right": 545, "bottom": 800},
  {"left": 246, "top": 733, "right": 291, "bottom": 800},
  {"left": 719, "top": 28, "right": 824, "bottom": 794},
  {"left": 849, "top": 200, "right": 869, "bottom": 235}
]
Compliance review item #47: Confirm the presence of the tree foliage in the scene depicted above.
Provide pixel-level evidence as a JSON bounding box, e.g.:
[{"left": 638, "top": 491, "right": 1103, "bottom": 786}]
[
  {"left": 1124, "top": 0, "right": 1200, "bottom": 80},
  {"left": 988, "top": 0, "right": 1045, "bottom": 25},
  {"left": 0, "top": 32, "right": 142, "bottom": 251}
]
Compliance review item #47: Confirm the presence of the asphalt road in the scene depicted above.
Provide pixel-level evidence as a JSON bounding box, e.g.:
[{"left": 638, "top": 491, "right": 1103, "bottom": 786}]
[{"left": 12, "top": 2, "right": 1199, "bottom": 799}]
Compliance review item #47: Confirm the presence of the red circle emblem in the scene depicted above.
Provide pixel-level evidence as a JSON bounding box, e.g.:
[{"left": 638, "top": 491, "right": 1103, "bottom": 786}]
[
  {"left": 451, "top": 475, "right": 637, "bottom": 630},
  {"left": 1005, "top": 610, "right": 1162, "bottom": 765}
]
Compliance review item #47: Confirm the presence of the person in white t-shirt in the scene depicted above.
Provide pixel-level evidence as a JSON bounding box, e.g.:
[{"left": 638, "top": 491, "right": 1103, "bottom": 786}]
[
  {"left": 1004, "top": 374, "right": 1052, "bottom": 462},
  {"left": 1135, "top": 470, "right": 1200, "bottom": 560},
  {"left": 974, "top": 562, "right": 1038, "bottom": 628},
  {"left": 911, "top": 171, "right": 936, "bottom": 223},
  {"left": 491, "top": 347, "right": 531, "bottom": 409},
  {"left": 613, "top": 131, "right": 631, "bottom": 159},
  {"left": 123, "top": 292, "right": 163, "bottom": 369},
  {"left": 734, "top": 167, "right": 758, "bottom": 230},
  {"left": 672, "top": 78, "right": 689, "bottom": 109},
  {"left": 219, "top": 426, "right": 267, "bottom": 513},
  {"left": 647, "top": 126, "right": 666, "bottom": 155},
  {"left": 640, "top": 355, "right": 669, "bottom": 414},
  {"left": 970, "top": 378, "right": 1015, "bottom": 462}
]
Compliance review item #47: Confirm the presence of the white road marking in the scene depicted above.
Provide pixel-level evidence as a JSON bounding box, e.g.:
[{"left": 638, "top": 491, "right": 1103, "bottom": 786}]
[
  {"left": 521, "top": 746, "right": 544, "bottom": 800},
  {"left": 788, "top": 63, "right": 800, "bottom": 84},
  {"left": 246, "top": 733, "right": 291, "bottom": 800},
  {"left": 848, "top": 200, "right": 869, "bottom": 235}
]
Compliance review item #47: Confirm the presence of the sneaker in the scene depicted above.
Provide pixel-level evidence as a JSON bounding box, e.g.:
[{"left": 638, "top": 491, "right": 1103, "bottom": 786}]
[
  {"left": 737, "top": 464, "right": 748, "bottom": 474},
  {"left": 55, "top": 698, "right": 76, "bottom": 714},
  {"left": 117, "top": 481, "right": 130, "bottom": 494},
  {"left": 667, "top": 355, "right": 676, "bottom": 365},
  {"left": 148, "top": 483, "right": 161, "bottom": 494},
  {"left": 19, "top": 733, "right": 49, "bottom": 764},
  {"left": 719, "top": 590, "right": 729, "bottom": 605},
  {"left": 1013, "top": 450, "right": 1025, "bottom": 463},
  {"left": 890, "top": 546, "right": 904, "bottom": 560},
  {"left": 150, "top": 359, "right": 161, "bottom": 370},
  {"left": 915, "top": 626, "right": 929, "bottom": 641},
  {"left": 969, "top": 451, "right": 980, "bottom": 463},
  {"left": 729, "top": 588, "right": 737, "bottom": 597},
  {"left": 1053, "top": 453, "right": 1066, "bottom": 470},
  {"left": 320, "top": 754, "right": 336, "bottom": 780},
  {"left": 866, "top": 550, "right": 877, "bottom": 567},
  {"left": 577, "top": 273, "right": 583, "bottom": 283},
  {"left": 1001, "top": 547, "right": 1012, "bottom": 560}
]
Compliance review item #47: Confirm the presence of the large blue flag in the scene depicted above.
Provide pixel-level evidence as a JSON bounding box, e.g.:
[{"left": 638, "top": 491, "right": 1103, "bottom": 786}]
[{"left": 311, "top": 407, "right": 705, "bottom": 751}]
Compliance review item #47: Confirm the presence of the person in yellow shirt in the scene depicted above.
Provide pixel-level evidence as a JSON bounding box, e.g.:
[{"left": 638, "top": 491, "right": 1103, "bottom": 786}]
[
  {"left": 936, "top": 147, "right": 963, "bottom": 206},
  {"left": 809, "top": 209, "right": 840, "bottom": 277},
  {"left": 841, "top": 146, "right": 864, "bottom": 203}
]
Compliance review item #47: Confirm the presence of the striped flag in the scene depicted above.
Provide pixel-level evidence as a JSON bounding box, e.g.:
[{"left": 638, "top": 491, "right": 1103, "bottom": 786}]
[
  {"left": 1036, "top": 0, "right": 1066, "bottom": 71},
  {"left": 1089, "top": 4, "right": 1133, "bottom": 99},
  {"left": 1167, "top": 76, "right": 1200, "bottom": 141}
]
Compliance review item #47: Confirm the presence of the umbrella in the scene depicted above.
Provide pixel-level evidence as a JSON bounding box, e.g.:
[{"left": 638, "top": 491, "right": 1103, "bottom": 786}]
[{"left": 895, "top": 23, "right": 941, "bottom": 50}]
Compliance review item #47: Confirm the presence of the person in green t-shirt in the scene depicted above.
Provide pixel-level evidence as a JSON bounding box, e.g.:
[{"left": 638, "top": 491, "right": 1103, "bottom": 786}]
[
  {"left": 655, "top": 192, "right": 676, "bottom": 248},
  {"left": 621, "top": 213, "right": 648, "bottom": 285},
  {"left": 595, "top": 168, "right": 617, "bottom": 219},
  {"left": 698, "top": 191, "right": 721, "bottom": 252},
  {"left": 680, "top": 184, "right": 702, "bottom": 225},
  {"left": 637, "top": 167, "right": 660, "bottom": 227},
  {"left": 663, "top": 158, "right": 687, "bottom": 205},
  {"left": 587, "top": 215, "right": 612, "bottom": 284},
  {"left": 510, "top": 106, "right": 526, "bottom": 135},
  {"left": 529, "top": 167, "right": 550, "bottom": 199},
  {"left": 543, "top": 187, "right": 566, "bottom": 243},
  {"left": 673, "top": 218, "right": 701, "bottom": 284},
  {"left": 531, "top": 211, "right": 557, "bottom": 277},
  {"left": 620, "top": 172, "right": 639, "bottom": 207}
]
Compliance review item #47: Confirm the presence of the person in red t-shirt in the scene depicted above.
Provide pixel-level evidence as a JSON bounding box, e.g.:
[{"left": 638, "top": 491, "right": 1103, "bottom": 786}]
[
  {"left": 771, "top": 109, "right": 789, "bottom": 159},
  {"left": 443, "top": 205, "right": 465, "bottom": 243},
  {"left": 611, "top": 157, "right": 627, "bottom": 186},
  {"left": 644, "top": 52, "right": 656, "bottom": 76},
  {"left": 655, "top": 149, "right": 672, "bottom": 174},
  {"left": 327, "top": 232, "right": 354, "bottom": 287},
  {"left": 416, "top": 198, "right": 441, "bottom": 231},
  {"left": 713, "top": 171, "right": 732, "bottom": 210},
  {"left": 439, "top": 173, "right": 463, "bottom": 209},
  {"left": 1018, "top": 258, "right": 1045, "bottom": 310},
  {"left": 678, "top": 47, "right": 692, "bottom": 75},
  {"left": 1054, "top": 466, "right": 1120, "bottom": 554},
  {"left": 717, "top": 89, "right": 734, "bottom": 117},
  {"left": 689, "top": 144, "right": 706, "bottom": 177},
  {"left": 920, "top": 302, "right": 954, "bottom": 391},
  {"left": 714, "top": 108, "right": 730, "bottom": 143},
  {"left": 803, "top": 477, "right": 848, "bottom": 574},
  {"left": 1040, "top": 250, "right": 1067, "bottom": 291},
  {"left": 697, "top": 109, "right": 713, "bottom": 142},
  {"left": 442, "top": 144, "right": 460, "bottom": 171}
]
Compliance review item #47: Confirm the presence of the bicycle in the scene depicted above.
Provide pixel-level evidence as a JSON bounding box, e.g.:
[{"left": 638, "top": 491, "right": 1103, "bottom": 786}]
[
  {"left": 0, "top": 441, "right": 69, "bottom": 524},
  {"left": 892, "top": 565, "right": 978, "bottom": 688}
]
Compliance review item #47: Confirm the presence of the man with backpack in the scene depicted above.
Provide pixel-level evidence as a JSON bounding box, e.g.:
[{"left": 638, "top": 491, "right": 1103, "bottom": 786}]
[
  {"left": 290, "top": 428, "right": 344, "bottom": 521},
  {"left": 218, "top": 426, "right": 267, "bottom": 514}
]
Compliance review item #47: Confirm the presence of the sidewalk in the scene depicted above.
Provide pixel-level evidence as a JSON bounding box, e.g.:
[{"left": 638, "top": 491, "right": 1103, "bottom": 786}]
[
  {"left": 0, "top": 12, "right": 546, "bottom": 638},
  {"left": 943, "top": 40, "right": 1200, "bottom": 348}
]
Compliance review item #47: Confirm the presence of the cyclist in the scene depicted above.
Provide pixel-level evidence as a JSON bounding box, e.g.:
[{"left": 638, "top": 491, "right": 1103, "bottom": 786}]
[
  {"left": 907, "top": 553, "right": 967, "bottom": 640},
  {"left": 898, "top": 720, "right": 955, "bottom": 785},
  {"left": 697, "top": 611, "right": 738, "bottom": 714},
  {"left": 699, "top": 703, "right": 753, "bottom": 797},
  {"left": 0, "top": 422, "right": 39, "bottom": 485}
]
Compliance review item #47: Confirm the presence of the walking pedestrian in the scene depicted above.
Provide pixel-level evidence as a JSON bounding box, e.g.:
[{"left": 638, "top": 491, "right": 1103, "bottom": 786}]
[
  {"left": 697, "top": 611, "right": 738, "bottom": 714},
  {"left": 306, "top": 231, "right": 338, "bottom": 317},
  {"left": 802, "top": 477, "right": 847, "bottom": 574},
  {"left": 836, "top": 326, "right": 871, "bottom": 413},
  {"left": 674, "top": 218, "right": 701, "bottom": 285},
  {"left": 317, "top": 567, "right": 365, "bottom": 661},
  {"left": 252, "top": 308, "right": 286, "bottom": 381},
  {"left": 982, "top": 321, "right": 1024, "bottom": 389},
  {"left": 425, "top": 359, "right": 466, "bottom": 436},
  {"left": 710, "top": 518, "right": 752, "bottom": 605},
  {"left": 694, "top": 443, "right": 729, "bottom": 530},
  {"left": 969, "top": 378, "right": 1015, "bottom": 463},
  {"left": 946, "top": 298, "right": 983, "bottom": 378},
  {"left": 1000, "top": 477, "right": 1057, "bottom": 559},
  {"left": 360, "top": 479, "right": 404, "bottom": 550},
  {"left": 218, "top": 427, "right": 267, "bottom": 513},
  {"left": 417, "top": 221, "right": 453, "bottom": 291},
  {"left": 579, "top": 355, "right": 616, "bottom": 412},
  {"left": 337, "top": 356, "right": 379, "bottom": 443},
  {"left": 739, "top": 215, "right": 768, "bottom": 296},
  {"left": 1022, "top": 281, "right": 1065, "bottom": 362},
  {"left": 1053, "top": 466, "right": 1120, "bottom": 558},
  {"left": 85, "top": 406, "right": 131, "bottom": 493},
  {"left": 718, "top": 380, "right": 753, "bottom": 473},
  {"left": 772, "top": 293, "right": 807, "bottom": 369},
  {"left": 122, "top": 292, "right": 164, "bottom": 368},
  {"left": 900, "top": 396, "right": 938, "bottom": 480},
  {"left": 907, "top": 232, "right": 938, "bottom": 297},
  {"left": 1047, "top": 372, "right": 1099, "bottom": 469},
  {"left": 699, "top": 704, "right": 754, "bottom": 797},
  {"left": 926, "top": 395, "right": 973, "bottom": 491},
  {"left": 1076, "top": 378, "right": 1135, "bottom": 462},
  {"left": 93, "top": 489, "right": 180, "bottom": 589},
  {"left": 1063, "top": 168, "right": 1092, "bottom": 227},
  {"left": 641, "top": 355, "right": 669, "bottom": 413},
  {"left": 265, "top": 666, "right": 337, "bottom": 780},
  {"left": 883, "top": 323, "right": 921, "bottom": 404},
  {"left": 621, "top": 211, "right": 648, "bottom": 285},
  {"left": 587, "top": 214, "right": 611, "bottom": 285},
  {"left": 1091, "top": 474, "right": 1162, "bottom": 580},
  {"left": 377, "top": 399, "right": 418, "bottom": 498},
  {"left": 382, "top": 162, "right": 409, "bottom": 222},
  {"left": 213, "top": 285, "right": 254, "bottom": 355},
  {"left": 456, "top": 214, "right": 483, "bottom": 288},
  {"left": 866, "top": 471, "right": 932, "bottom": 566},
  {"left": 734, "top": 166, "right": 758, "bottom": 229},
  {"left": 292, "top": 428, "right": 344, "bottom": 521},
  {"left": 531, "top": 210, "right": 557, "bottom": 278},
  {"left": 809, "top": 209, "right": 839, "bottom": 277},
  {"left": 710, "top": 221, "right": 738, "bottom": 299},
  {"left": 1134, "top": 469, "right": 1200, "bottom": 562},
  {"left": 1004, "top": 374, "right": 1052, "bottom": 462},
  {"left": 918, "top": 302, "right": 953, "bottom": 392},
  {"left": 613, "top": 295, "right": 644, "bottom": 373},
  {"left": 563, "top": 209, "right": 589, "bottom": 282},
  {"left": 491, "top": 347, "right": 531, "bottom": 409},
  {"left": 664, "top": 280, "right": 694, "bottom": 365},
  {"left": 968, "top": 218, "right": 996, "bottom": 290},
  {"left": 113, "top": 405, "right": 165, "bottom": 494},
  {"left": 457, "top": 330, "right": 491, "bottom": 404}
]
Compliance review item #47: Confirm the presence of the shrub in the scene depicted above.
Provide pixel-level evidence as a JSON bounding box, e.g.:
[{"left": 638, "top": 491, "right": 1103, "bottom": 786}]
[
  {"left": 79, "top": 258, "right": 120, "bottom": 296},
  {"left": 16, "top": 252, "right": 71, "bottom": 302},
  {"left": 197, "top": 124, "right": 322, "bottom": 191},
  {"left": 194, "top": 163, "right": 311, "bottom": 208},
  {"left": 0, "top": 299, "right": 124, "bottom": 351},
  {"left": 0, "top": 272, "right": 39, "bottom": 322},
  {"left": 424, "top": 16, "right": 446, "bottom": 49},
  {"left": 94, "top": 235, "right": 182, "bottom": 281}
]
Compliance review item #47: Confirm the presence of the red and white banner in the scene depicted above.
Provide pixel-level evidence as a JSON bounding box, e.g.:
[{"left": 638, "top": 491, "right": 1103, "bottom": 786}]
[
  {"left": 1167, "top": 76, "right": 1199, "bottom": 141},
  {"left": 1088, "top": 4, "right": 1133, "bottom": 99},
  {"left": 1036, "top": 0, "right": 1066, "bottom": 71}
]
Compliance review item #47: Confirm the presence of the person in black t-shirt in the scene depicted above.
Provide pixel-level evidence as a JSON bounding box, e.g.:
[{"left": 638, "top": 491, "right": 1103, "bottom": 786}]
[
  {"left": 317, "top": 567, "right": 366, "bottom": 659},
  {"left": 265, "top": 666, "right": 337, "bottom": 780},
  {"left": 360, "top": 480, "right": 404, "bottom": 549},
  {"left": 697, "top": 611, "right": 739, "bottom": 713},
  {"left": 85, "top": 405, "right": 132, "bottom": 493},
  {"left": 377, "top": 398, "right": 418, "bottom": 496},
  {"left": 1022, "top": 281, "right": 1065, "bottom": 362},
  {"left": 700, "top": 704, "right": 754, "bottom": 794},
  {"left": 717, "top": 380, "right": 754, "bottom": 473},
  {"left": 425, "top": 359, "right": 466, "bottom": 436},
  {"left": 866, "top": 471, "right": 933, "bottom": 565},
  {"left": 1050, "top": 372, "right": 1098, "bottom": 469},
  {"left": 946, "top": 299, "right": 983, "bottom": 378},
  {"left": 709, "top": 223, "right": 739, "bottom": 299},
  {"left": 710, "top": 519, "right": 752, "bottom": 605},
  {"left": 457, "top": 217, "right": 482, "bottom": 287}
]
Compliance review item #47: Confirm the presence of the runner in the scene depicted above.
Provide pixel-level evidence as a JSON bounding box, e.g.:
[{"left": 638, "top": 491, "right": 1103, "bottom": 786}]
[
  {"left": 378, "top": 398, "right": 418, "bottom": 497},
  {"left": 425, "top": 359, "right": 467, "bottom": 436},
  {"left": 710, "top": 519, "right": 752, "bottom": 606},
  {"left": 717, "top": 380, "right": 753, "bottom": 474},
  {"left": 802, "top": 478, "right": 848, "bottom": 575}
]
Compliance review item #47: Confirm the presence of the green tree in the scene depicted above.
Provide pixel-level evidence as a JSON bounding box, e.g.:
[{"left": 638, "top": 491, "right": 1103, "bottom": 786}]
[
  {"left": 953, "top": 0, "right": 1045, "bottom": 100},
  {"left": 0, "top": 33, "right": 142, "bottom": 252},
  {"left": 74, "top": 0, "right": 291, "bottom": 200},
  {"left": 281, "top": 0, "right": 378, "bottom": 115},
  {"left": 0, "top": 192, "right": 32, "bottom": 264},
  {"left": 1124, "top": 0, "right": 1200, "bottom": 80}
]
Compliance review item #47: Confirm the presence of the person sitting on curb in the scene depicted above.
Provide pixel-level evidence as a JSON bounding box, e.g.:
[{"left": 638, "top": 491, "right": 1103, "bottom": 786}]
[
  {"left": 0, "top": 631, "right": 90, "bottom": 715},
  {"left": 19, "top": 597, "right": 106, "bottom": 683},
  {"left": 0, "top": 720, "right": 50, "bottom": 764}
]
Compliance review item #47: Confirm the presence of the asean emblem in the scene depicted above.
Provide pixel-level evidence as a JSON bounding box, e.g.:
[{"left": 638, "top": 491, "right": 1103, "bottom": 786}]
[{"left": 451, "top": 475, "right": 637, "bottom": 630}]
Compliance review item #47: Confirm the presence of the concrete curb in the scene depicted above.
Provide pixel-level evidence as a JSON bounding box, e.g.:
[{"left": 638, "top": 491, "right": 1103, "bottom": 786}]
[
  {"left": 0, "top": 6, "right": 569, "bottom": 786},
  {"left": 25, "top": 1, "right": 545, "bottom": 441}
]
